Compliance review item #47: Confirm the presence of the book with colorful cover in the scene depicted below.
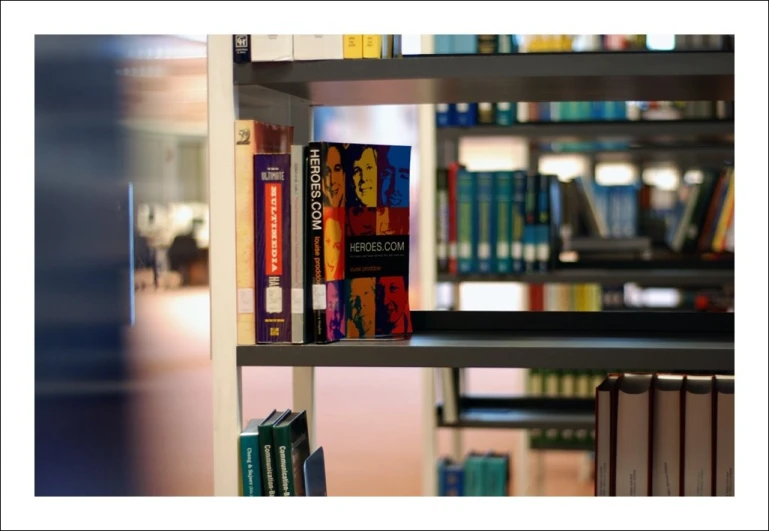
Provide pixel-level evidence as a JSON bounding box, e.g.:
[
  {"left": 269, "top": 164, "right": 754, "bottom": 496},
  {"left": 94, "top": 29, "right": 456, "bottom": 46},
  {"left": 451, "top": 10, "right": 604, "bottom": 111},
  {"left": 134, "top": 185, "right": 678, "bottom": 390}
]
[
  {"left": 255, "top": 152, "right": 292, "bottom": 343},
  {"left": 312, "top": 142, "right": 413, "bottom": 341}
]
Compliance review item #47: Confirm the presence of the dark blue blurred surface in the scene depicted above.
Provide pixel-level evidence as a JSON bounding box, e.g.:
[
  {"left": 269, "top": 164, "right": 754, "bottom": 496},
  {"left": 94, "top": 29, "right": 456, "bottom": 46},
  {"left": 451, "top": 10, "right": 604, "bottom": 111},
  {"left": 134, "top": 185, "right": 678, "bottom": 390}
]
[{"left": 35, "top": 35, "right": 137, "bottom": 496}]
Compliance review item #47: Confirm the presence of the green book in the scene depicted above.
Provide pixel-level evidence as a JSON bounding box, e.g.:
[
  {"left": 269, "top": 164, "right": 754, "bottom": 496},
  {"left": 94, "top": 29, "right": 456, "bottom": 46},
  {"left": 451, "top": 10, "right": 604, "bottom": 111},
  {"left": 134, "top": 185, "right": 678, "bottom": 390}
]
[
  {"left": 463, "top": 453, "right": 486, "bottom": 496},
  {"left": 273, "top": 410, "right": 312, "bottom": 496},
  {"left": 483, "top": 452, "right": 510, "bottom": 496},
  {"left": 259, "top": 409, "right": 291, "bottom": 497},
  {"left": 239, "top": 417, "right": 269, "bottom": 496}
]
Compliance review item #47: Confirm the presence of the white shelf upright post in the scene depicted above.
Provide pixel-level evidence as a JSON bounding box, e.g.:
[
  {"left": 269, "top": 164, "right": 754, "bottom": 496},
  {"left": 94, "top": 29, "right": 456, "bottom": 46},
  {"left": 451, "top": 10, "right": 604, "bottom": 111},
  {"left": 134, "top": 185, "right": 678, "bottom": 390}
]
[{"left": 208, "top": 34, "right": 242, "bottom": 497}]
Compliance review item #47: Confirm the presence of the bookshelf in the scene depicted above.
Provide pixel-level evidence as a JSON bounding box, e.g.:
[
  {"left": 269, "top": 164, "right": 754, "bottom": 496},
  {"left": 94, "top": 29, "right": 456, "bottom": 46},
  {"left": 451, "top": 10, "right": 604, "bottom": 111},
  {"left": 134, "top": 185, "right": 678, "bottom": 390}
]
[{"left": 207, "top": 35, "right": 735, "bottom": 497}]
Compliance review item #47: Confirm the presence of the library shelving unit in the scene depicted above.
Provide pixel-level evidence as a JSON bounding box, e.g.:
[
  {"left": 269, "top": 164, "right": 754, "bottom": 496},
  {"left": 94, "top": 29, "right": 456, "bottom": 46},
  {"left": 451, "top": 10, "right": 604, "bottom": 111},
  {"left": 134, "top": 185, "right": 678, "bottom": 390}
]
[{"left": 206, "top": 35, "right": 735, "bottom": 497}]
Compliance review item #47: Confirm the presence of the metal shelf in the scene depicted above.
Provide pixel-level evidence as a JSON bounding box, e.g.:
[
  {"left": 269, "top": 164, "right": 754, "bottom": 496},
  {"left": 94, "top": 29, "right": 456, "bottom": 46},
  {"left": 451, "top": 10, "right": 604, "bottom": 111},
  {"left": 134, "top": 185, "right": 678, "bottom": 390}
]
[
  {"left": 234, "top": 51, "right": 734, "bottom": 106},
  {"left": 437, "top": 397, "right": 595, "bottom": 431},
  {"left": 237, "top": 332, "right": 733, "bottom": 371},
  {"left": 437, "top": 268, "right": 735, "bottom": 287},
  {"left": 436, "top": 120, "right": 734, "bottom": 142}
]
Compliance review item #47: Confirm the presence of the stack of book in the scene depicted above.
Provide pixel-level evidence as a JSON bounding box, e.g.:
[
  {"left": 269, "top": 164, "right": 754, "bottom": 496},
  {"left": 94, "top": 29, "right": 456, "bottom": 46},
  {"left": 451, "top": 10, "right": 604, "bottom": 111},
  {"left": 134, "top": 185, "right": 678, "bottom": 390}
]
[
  {"left": 235, "top": 120, "right": 413, "bottom": 345},
  {"left": 527, "top": 369, "right": 610, "bottom": 449},
  {"left": 595, "top": 372, "right": 734, "bottom": 496},
  {"left": 437, "top": 452, "right": 511, "bottom": 496},
  {"left": 233, "top": 34, "right": 402, "bottom": 63},
  {"left": 239, "top": 409, "right": 327, "bottom": 496}
]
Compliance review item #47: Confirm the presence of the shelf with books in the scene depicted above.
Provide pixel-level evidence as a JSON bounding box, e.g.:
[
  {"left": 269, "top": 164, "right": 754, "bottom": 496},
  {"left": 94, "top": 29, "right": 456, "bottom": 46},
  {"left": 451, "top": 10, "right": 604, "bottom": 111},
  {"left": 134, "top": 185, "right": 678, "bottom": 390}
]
[
  {"left": 236, "top": 311, "right": 734, "bottom": 372},
  {"left": 209, "top": 35, "right": 738, "bottom": 497},
  {"left": 436, "top": 268, "right": 735, "bottom": 287},
  {"left": 435, "top": 119, "right": 735, "bottom": 143},
  {"left": 436, "top": 396, "right": 595, "bottom": 431},
  {"left": 234, "top": 51, "right": 734, "bottom": 106}
]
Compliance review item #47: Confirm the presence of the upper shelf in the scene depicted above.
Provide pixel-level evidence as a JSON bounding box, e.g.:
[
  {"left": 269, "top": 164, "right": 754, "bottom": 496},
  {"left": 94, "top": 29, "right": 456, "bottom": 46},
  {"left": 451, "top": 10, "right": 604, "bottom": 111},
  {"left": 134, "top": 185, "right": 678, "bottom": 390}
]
[{"left": 234, "top": 51, "right": 735, "bottom": 106}]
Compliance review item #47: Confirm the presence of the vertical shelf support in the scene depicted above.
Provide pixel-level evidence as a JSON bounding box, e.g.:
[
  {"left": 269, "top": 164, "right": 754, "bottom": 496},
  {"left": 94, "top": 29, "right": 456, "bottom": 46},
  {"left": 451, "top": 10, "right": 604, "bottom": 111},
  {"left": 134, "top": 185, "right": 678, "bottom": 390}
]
[{"left": 208, "top": 34, "right": 242, "bottom": 497}]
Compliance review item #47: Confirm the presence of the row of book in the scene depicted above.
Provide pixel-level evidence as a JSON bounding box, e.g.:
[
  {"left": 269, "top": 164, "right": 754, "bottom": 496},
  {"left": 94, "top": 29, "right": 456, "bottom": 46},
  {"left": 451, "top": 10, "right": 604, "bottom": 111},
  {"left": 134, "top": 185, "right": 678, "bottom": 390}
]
[
  {"left": 435, "top": 164, "right": 639, "bottom": 276},
  {"left": 435, "top": 166, "right": 556, "bottom": 276},
  {"left": 436, "top": 100, "right": 734, "bottom": 129},
  {"left": 664, "top": 167, "right": 735, "bottom": 254},
  {"left": 527, "top": 369, "right": 608, "bottom": 449},
  {"left": 437, "top": 452, "right": 511, "bottom": 496},
  {"left": 433, "top": 34, "right": 732, "bottom": 55},
  {"left": 234, "top": 120, "right": 413, "bottom": 345},
  {"left": 595, "top": 372, "right": 734, "bottom": 496},
  {"left": 239, "top": 409, "right": 327, "bottom": 496},
  {"left": 233, "top": 34, "right": 402, "bottom": 63}
]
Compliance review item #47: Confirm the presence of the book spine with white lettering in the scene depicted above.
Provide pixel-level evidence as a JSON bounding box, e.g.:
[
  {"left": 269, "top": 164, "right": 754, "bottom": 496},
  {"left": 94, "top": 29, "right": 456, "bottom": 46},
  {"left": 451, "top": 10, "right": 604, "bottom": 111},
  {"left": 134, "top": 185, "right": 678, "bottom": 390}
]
[
  {"left": 255, "top": 153, "right": 292, "bottom": 343},
  {"left": 238, "top": 420, "right": 263, "bottom": 496},
  {"left": 306, "top": 143, "right": 329, "bottom": 343},
  {"left": 290, "top": 145, "right": 306, "bottom": 344}
]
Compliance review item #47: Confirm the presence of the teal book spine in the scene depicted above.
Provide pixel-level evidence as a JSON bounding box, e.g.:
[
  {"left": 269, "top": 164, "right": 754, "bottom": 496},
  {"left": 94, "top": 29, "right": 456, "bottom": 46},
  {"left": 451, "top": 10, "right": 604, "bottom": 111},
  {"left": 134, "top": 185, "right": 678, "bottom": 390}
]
[
  {"left": 511, "top": 171, "right": 527, "bottom": 274},
  {"left": 464, "top": 455, "right": 486, "bottom": 496},
  {"left": 476, "top": 171, "right": 495, "bottom": 274},
  {"left": 457, "top": 168, "right": 476, "bottom": 274},
  {"left": 495, "top": 171, "right": 513, "bottom": 273},
  {"left": 239, "top": 431, "right": 262, "bottom": 496}
]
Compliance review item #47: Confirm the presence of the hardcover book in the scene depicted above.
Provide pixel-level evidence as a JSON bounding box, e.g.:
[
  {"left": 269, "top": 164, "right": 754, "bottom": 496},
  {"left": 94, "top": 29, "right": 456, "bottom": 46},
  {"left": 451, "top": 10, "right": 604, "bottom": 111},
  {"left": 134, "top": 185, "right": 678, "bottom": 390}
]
[
  {"left": 255, "top": 153, "right": 292, "bottom": 343},
  {"left": 310, "top": 142, "right": 413, "bottom": 341},
  {"left": 239, "top": 417, "right": 269, "bottom": 496},
  {"left": 273, "top": 410, "right": 312, "bottom": 496},
  {"left": 258, "top": 409, "right": 291, "bottom": 497}
]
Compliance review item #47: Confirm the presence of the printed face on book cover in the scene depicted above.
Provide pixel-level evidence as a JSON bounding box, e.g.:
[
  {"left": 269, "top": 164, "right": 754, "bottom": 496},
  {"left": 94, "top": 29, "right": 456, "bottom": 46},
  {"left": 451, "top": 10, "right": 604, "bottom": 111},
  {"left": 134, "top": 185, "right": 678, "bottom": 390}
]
[{"left": 324, "top": 142, "right": 411, "bottom": 337}]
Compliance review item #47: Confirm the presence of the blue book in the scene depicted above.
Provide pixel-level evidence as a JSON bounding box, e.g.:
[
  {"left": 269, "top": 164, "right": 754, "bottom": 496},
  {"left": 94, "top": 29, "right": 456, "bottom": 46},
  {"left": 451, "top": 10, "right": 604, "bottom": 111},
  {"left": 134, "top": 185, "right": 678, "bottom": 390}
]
[
  {"left": 455, "top": 103, "right": 477, "bottom": 127},
  {"left": 436, "top": 103, "right": 451, "bottom": 127},
  {"left": 536, "top": 174, "right": 552, "bottom": 272},
  {"left": 457, "top": 168, "right": 476, "bottom": 274},
  {"left": 303, "top": 446, "right": 328, "bottom": 496},
  {"left": 239, "top": 418, "right": 267, "bottom": 496},
  {"left": 452, "top": 34, "right": 478, "bottom": 54},
  {"left": 476, "top": 171, "right": 495, "bottom": 274},
  {"left": 495, "top": 171, "right": 514, "bottom": 273},
  {"left": 511, "top": 171, "right": 527, "bottom": 274},
  {"left": 437, "top": 457, "right": 465, "bottom": 496},
  {"left": 608, "top": 185, "right": 623, "bottom": 237},
  {"left": 523, "top": 173, "right": 538, "bottom": 273},
  {"left": 621, "top": 185, "right": 638, "bottom": 237},
  {"left": 434, "top": 35, "right": 453, "bottom": 54}
]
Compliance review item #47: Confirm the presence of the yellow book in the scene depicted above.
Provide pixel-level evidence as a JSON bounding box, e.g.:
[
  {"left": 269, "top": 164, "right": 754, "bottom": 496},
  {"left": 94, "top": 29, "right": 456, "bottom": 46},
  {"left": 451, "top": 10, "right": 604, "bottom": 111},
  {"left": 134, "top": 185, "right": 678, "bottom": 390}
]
[
  {"left": 362, "top": 34, "right": 382, "bottom": 58},
  {"left": 712, "top": 170, "right": 735, "bottom": 252},
  {"left": 234, "top": 121, "right": 257, "bottom": 345},
  {"left": 343, "top": 35, "right": 363, "bottom": 59}
]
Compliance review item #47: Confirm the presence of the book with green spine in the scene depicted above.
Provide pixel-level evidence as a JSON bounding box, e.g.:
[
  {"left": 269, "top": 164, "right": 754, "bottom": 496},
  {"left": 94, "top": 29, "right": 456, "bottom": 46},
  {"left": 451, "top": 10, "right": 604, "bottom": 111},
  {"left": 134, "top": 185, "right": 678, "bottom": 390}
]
[
  {"left": 273, "top": 410, "right": 311, "bottom": 496},
  {"left": 239, "top": 417, "right": 269, "bottom": 496},
  {"left": 259, "top": 409, "right": 291, "bottom": 496}
]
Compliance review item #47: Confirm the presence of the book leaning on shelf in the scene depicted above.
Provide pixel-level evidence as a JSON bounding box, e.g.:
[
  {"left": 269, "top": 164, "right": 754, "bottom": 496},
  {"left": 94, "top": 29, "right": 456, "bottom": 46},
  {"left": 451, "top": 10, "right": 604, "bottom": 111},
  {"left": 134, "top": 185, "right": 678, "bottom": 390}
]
[
  {"left": 594, "top": 372, "right": 734, "bottom": 497},
  {"left": 239, "top": 409, "right": 327, "bottom": 496},
  {"left": 235, "top": 119, "right": 414, "bottom": 345}
]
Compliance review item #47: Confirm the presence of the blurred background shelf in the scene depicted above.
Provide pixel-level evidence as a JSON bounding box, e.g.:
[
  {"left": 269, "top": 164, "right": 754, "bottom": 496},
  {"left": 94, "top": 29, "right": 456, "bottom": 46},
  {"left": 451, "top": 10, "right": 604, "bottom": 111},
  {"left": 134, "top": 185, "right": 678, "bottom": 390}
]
[
  {"left": 437, "top": 396, "right": 595, "bottom": 430},
  {"left": 436, "top": 119, "right": 734, "bottom": 142}
]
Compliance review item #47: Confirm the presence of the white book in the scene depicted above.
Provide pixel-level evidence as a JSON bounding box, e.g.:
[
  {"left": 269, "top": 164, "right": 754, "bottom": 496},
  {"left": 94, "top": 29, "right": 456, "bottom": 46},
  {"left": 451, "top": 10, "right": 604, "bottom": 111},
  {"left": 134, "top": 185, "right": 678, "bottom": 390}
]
[
  {"left": 595, "top": 374, "right": 619, "bottom": 496},
  {"left": 293, "top": 35, "right": 343, "bottom": 61},
  {"left": 714, "top": 375, "right": 734, "bottom": 496},
  {"left": 615, "top": 373, "right": 653, "bottom": 496},
  {"left": 683, "top": 375, "right": 714, "bottom": 496},
  {"left": 290, "top": 145, "right": 306, "bottom": 344},
  {"left": 250, "top": 34, "right": 293, "bottom": 62},
  {"left": 652, "top": 374, "right": 684, "bottom": 496}
]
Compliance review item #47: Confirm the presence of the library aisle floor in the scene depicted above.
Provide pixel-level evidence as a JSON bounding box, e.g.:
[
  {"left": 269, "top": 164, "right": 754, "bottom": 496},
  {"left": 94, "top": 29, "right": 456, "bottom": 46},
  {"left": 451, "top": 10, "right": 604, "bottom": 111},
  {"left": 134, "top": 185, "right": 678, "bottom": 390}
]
[{"left": 126, "top": 287, "right": 593, "bottom": 497}]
